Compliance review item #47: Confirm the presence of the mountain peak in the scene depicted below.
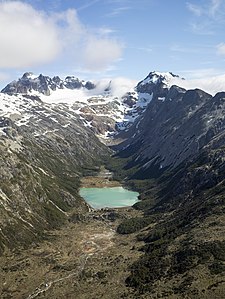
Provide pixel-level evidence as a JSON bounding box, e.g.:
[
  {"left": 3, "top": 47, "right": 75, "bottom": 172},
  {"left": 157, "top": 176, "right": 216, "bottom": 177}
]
[
  {"left": 135, "top": 71, "right": 182, "bottom": 95},
  {"left": 140, "top": 71, "right": 180, "bottom": 86},
  {"left": 1, "top": 73, "right": 96, "bottom": 95},
  {"left": 22, "top": 72, "right": 36, "bottom": 79}
]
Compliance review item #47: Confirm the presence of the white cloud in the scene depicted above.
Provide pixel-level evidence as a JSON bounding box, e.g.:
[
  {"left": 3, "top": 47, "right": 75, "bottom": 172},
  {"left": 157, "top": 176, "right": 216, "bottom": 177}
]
[
  {"left": 137, "top": 47, "right": 152, "bottom": 53},
  {"left": 97, "top": 27, "right": 116, "bottom": 35},
  {"left": 109, "top": 77, "right": 137, "bottom": 97},
  {"left": 0, "top": 1, "right": 123, "bottom": 72},
  {"left": 94, "top": 77, "right": 137, "bottom": 97},
  {"left": 189, "top": 22, "right": 214, "bottom": 35},
  {"left": 216, "top": 43, "right": 225, "bottom": 55},
  {"left": 0, "top": 1, "right": 60, "bottom": 68},
  {"left": 181, "top": 75, "right": 225, "bottom": 95},
  {"left": 170, "top": 44, "right": 200, "bottom": 53},
  {"left": 187, "top": 0, "right": 222, "bottom": 17},
  {"left": 187, "top": 0, "right": 225, "bottom": 34},
  {"left": 179, "top": 68, "right": 224, "bottom": 79},
  {"left": 210, "top": 0, "right": 222, "bottom": 17},
  {"left": 77, "top": 0, "right": 101, "bottom": 11},
  {"left": 39, "top": 76, "right": 137, "bottom": 104},
  {"left": 173, "top": 69, "right": 225, "bottom": 95},
  {"left": 83, "top": 37, "right": 123, "bottom": 71},
  {"left": 186, "top": 2, "right": 203, "bottom": 16},
  {"left": 107, "top": 6, "right": 131, "bottom": 17},
  {"left": 54, "top": 9, "right": 85, "bottom": 48}
]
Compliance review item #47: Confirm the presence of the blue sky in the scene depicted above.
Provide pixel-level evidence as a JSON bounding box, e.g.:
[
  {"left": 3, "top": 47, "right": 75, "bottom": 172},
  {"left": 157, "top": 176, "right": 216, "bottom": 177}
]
[{"left": 0, "top": 0, "right": 225, "bottom": 87}]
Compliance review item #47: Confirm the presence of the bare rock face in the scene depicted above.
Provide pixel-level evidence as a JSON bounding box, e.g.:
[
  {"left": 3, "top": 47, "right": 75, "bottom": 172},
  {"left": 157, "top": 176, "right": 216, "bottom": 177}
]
[
  {"left": 2, "top": 73, "right": 51, "bottom": 95},
  {"left": 1, "top": 73, "right": 95, "bottom": 96},
  {"left": 116, "top": 74, "right": 225, "bottom": 179}
]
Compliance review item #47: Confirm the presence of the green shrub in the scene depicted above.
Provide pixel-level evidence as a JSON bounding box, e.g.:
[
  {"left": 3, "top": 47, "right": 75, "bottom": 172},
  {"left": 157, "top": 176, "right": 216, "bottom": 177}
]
[
  {"left": 209, "top": 261, "right": 225, "bottom": 275},
  {"left": 117, "top": 217, "right": 153, "bottom": 234}
]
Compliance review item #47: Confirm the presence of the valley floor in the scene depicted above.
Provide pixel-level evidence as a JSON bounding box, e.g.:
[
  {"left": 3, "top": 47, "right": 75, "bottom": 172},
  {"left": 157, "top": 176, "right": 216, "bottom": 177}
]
[
  {"left": 2, "top": 207, "right": 225, "bottom": 299},
  {"left": 80, "top": 166, "right": 121, "bottom": 188},
  {"left": 2, "top": 171, "right": 225, "bottom": 299},
  {"left": 0, "top": 208, "right": 143, "bottom": 299}
]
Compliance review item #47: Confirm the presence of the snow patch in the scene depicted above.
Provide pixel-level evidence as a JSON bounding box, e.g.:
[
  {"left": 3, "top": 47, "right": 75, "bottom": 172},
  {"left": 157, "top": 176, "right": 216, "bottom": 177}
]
[{"left": 158, "top": 97, "right": 165, "bottom": 101}]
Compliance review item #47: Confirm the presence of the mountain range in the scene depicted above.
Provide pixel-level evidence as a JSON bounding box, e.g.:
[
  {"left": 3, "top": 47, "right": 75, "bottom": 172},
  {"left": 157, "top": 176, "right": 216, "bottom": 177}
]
[
  {"left": 1, "top": 72, "right": 153, "bottom": 139},
  {"left": 1, "top": 70, "right": 225, "bottom": 298}
]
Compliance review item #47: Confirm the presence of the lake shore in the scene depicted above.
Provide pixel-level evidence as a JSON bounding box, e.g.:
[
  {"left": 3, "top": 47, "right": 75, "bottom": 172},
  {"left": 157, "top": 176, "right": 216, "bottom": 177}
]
[
  {"left": 0, "top": 165, "right": 143, "bottom": 299},
  {"left": 80, "top": 186, "right": 139, "bottom": 209},
  {"left": 80, "top": 176, "right": 121, "bottom": 188},
  {"left": 80, "top": 166, "right": 121, "bottom": 188}
]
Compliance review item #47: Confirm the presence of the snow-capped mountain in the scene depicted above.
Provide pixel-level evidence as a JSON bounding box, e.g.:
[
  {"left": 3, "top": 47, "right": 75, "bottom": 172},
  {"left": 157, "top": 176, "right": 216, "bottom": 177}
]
[
  {"left": 0, "top": 71, "right": 175, "bottom": 252},
  {"left": 1, "top": 73, "right": 153, "bottom": 139},
  {"left": 137, "top": 71, "right": 225, "bottom": 96},
  {"left": 0, "top": 71, "right": 153, "bottom": 253},
  {"left": 117, "top": 71, "right": 225, "bottom": 179},
  {"left": 3, "top": 70, "right": 225, "bottom": 299},
  {"left": 1, "top": 72, "right": 96, "bottom": 95},
  {"left": 2, "top": 69, "right": 225, "bottom": 253},
  {"left": 0, "top": 76, "right": 112, "bottom": 254}
]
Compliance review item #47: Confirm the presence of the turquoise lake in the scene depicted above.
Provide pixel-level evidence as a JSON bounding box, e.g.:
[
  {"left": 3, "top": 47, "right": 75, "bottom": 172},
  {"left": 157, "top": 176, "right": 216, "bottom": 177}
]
[{"left": 79, "top": 186, "right": 139, "bottom": 209}]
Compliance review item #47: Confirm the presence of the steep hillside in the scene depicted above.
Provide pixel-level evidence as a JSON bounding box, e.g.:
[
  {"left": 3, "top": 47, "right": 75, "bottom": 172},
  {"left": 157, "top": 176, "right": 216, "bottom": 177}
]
[
  {"left": 116, "top": 72, "right": 225, "bottom": 180},
  {"left": 111, "top": 73, "right": 225, "bottom": 298},
  {"left": 0, "top": 92, "right": 111, "bottom": 254},
  {"left": 117, "top": 141, "right": 225, "bottom": 298}
]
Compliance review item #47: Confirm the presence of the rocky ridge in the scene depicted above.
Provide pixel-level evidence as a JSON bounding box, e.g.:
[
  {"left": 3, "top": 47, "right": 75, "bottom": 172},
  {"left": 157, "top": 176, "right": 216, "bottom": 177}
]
[
  {"left": 1, "top": 73, "right": 153, "bottom": 139},
  {"left": 116, "top": 71, "right": 225, "bottom": 179},
  {"left": 1, "top": 72, "right": 96, "bottom": 95}
]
